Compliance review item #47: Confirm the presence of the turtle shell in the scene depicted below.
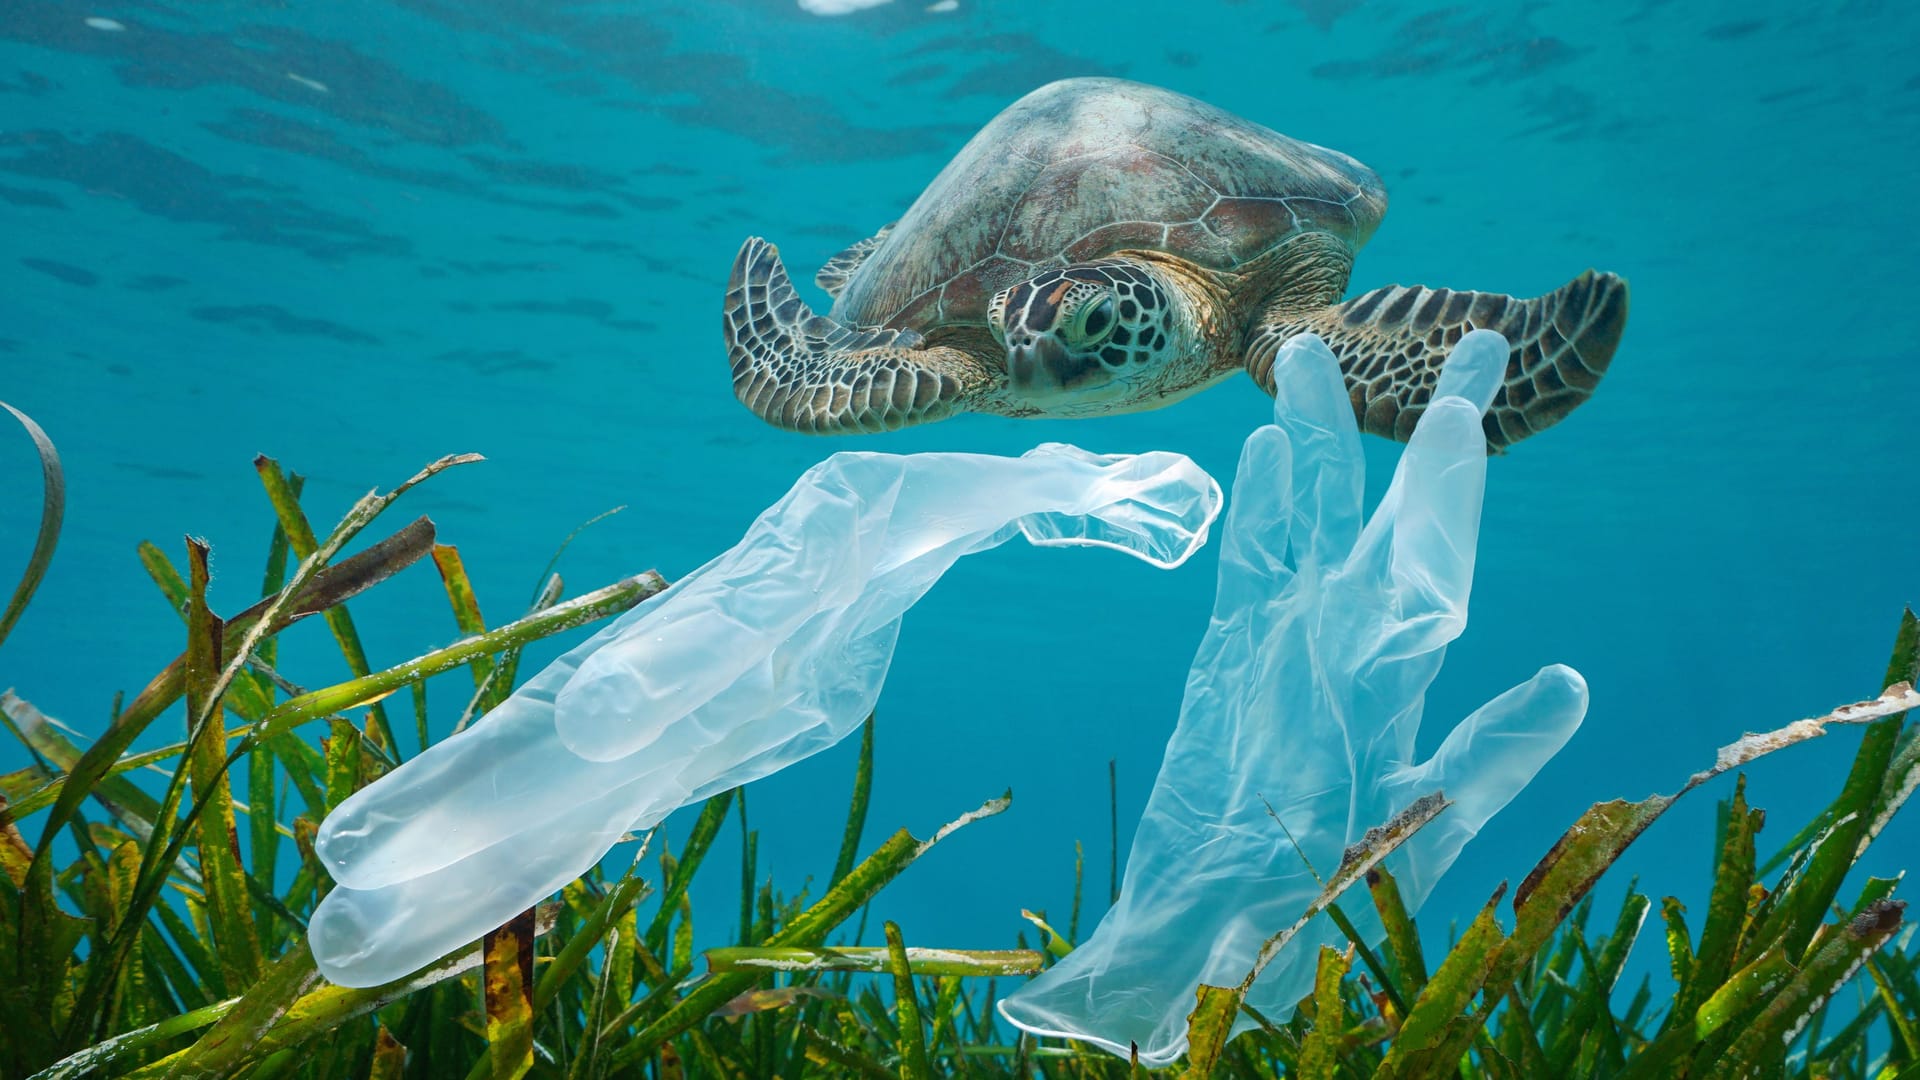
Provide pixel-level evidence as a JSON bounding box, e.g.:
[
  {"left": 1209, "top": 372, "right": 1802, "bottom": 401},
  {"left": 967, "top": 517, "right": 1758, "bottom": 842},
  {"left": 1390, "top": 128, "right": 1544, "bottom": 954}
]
[{"left": 830, "top": 77, "right": 1388, "bottom": 333}]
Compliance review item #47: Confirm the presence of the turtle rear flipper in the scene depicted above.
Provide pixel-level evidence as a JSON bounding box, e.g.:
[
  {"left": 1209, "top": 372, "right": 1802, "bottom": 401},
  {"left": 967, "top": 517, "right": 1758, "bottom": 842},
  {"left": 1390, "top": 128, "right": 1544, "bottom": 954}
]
[
  {"left": 815, "top": 222, "right": 895, "bottom": 299},
  {"left": 1248, "top": 270, "right": 1628, "bottom": 449},
  {"left": 726, "top": 238, "right": 992, "bottom": 434}
]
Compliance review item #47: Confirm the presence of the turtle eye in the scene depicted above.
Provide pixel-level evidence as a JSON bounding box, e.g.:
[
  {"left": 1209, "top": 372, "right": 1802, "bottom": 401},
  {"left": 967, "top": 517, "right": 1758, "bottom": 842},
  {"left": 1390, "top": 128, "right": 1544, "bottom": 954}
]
[{"left": 1072, "top": 295, "right": 1116, "bottom": 345}]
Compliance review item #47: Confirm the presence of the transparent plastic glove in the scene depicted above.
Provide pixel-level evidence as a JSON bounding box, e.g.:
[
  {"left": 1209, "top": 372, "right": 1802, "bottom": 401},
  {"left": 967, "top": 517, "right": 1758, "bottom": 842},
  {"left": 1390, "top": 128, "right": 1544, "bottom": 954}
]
[
  {"left": 998, "top": 331, "right": 1589, "bottom": 1066},
  {"left": 308, "top": 444, "right": 1223, "bottom": 987}
]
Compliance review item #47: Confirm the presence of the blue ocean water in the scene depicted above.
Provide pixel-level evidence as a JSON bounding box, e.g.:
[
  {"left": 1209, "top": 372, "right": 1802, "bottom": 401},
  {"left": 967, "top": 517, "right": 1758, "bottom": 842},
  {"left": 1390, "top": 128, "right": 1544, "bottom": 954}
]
[{"left": 1, "top": 0, "right": 1916, "bottom": 1004}]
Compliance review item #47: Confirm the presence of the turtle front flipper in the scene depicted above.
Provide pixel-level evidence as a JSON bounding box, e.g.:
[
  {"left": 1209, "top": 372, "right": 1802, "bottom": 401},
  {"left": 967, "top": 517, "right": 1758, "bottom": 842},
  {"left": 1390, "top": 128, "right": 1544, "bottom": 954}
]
[
  {"left": 725, "top": 238, "right": 993, "bottom": 434},
  {"left": 814, "top": 222, "right": 894, "bottom": 299},
  {"left": 1247, "top": 270, "right": 1628, "bottom": 448}
]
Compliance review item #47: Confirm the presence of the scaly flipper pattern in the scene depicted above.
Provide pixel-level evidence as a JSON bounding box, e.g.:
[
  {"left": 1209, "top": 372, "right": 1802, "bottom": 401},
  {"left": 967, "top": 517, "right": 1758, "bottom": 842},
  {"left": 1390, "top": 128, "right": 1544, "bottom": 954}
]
[
  {"left": 815, "top": 222, "right": 895, "bottom": 300},
  {"left": 724, "top": 238, "right": 993, "bottom": 434},
  {"left": 1246, "top": 270, "right": 1629, "bottom": 448}
]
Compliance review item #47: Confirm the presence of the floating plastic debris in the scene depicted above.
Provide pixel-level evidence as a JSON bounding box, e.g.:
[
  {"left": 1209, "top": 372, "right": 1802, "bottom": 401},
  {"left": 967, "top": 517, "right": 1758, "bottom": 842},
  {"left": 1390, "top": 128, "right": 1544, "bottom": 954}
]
[
  {"left": 998, "top": 331, "right": 1590, "bottom": 1066},
  {"left": 83, "top": 16, "right": 124, "bottom": 31},
  {"left": 309, "top": 443, "right": 1222, "bottom": 986},
  {"left": 286, "top": 72, "right": 330, "bottom": 94}
]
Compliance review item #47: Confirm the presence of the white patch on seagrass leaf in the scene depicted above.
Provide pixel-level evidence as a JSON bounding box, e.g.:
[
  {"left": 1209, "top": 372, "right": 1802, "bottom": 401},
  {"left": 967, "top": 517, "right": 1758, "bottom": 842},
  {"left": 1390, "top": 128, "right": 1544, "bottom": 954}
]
[
  {"left": 1862, "top": 757, "right": 1920, "bottom": 856},
  {"left": 1782, "top": 949, "right": 1873, "bottom": 1047},
  {"left": 918, "top": 790, "right": 1012, "bottom": 853},
  {"left": 1684, "top": 682, "right": 1920, "bottom": 793}
]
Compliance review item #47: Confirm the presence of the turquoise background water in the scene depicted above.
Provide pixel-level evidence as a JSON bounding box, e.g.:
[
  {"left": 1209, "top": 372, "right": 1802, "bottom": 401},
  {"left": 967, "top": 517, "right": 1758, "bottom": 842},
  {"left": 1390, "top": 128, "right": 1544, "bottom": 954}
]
[{"left": 2, "top": 0, "right": 1916, "bottom": 993}]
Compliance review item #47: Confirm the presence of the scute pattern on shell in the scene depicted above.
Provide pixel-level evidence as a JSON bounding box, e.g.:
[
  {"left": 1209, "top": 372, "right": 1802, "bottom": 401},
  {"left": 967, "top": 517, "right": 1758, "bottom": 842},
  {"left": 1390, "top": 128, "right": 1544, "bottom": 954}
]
[{"left": 830, "top": 78, "right": 1387, "bottom": 332}]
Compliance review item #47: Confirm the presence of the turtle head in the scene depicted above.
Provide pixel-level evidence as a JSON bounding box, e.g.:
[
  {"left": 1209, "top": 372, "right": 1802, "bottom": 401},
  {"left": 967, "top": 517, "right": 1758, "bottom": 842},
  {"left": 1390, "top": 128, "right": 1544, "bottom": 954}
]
[{"left": 987, "top": 261, "right": 1181, "bottom": 409}]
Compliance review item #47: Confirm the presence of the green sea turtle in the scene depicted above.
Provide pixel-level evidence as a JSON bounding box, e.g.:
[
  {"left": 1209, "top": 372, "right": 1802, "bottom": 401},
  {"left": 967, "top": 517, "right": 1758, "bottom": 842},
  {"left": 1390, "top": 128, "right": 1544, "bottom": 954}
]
[{"left": 723, "top": 77, "right": 1627, "bottom": 447}]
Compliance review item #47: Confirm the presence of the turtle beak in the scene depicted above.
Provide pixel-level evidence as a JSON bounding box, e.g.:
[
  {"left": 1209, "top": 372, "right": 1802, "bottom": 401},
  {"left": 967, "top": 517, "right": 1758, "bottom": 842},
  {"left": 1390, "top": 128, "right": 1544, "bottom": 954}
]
[{"left": 1006, "top": 336, "right": 1073, "bottom": 395}]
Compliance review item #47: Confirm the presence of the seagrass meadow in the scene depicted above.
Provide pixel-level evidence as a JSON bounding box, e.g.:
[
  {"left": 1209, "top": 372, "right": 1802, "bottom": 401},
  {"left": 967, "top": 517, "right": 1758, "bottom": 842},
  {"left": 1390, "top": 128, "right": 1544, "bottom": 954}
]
[
  {"left": 3, "top": 0, "right": 1920, "bottom": 1074},
  {"left": 3, "top": 400, "right": 1919, "bottom": 1079}
]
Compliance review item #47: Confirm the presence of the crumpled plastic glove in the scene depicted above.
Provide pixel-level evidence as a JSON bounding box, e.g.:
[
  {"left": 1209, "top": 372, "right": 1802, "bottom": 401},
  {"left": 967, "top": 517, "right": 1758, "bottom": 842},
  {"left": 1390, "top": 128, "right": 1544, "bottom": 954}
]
[
  {"left": 308, "top": 444, "right": 1223, "bottom": 987},
  {"left": 998, "top": 330, "right": 1589, "bottom": 1066}
]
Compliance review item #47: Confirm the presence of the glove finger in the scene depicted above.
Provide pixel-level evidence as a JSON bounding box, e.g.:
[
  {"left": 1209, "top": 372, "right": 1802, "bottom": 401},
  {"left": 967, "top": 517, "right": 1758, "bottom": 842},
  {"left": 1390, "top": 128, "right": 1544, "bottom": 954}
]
[
  {"left": 310, "top": 790, "right": 638, "bottom": 987},
  {"left": 1345, "top": 332, "right": 1507, "bottom": 657},
  {"left": 1431, "top": 329, "right": 1508, "bottom": 414},
  {"left": 315, "top": 620, "right": 630, "bottom": 890},
  {"left": 1218, "top": 425, "right": 1297, "bottom": 594},
  {"left": 1268, "top": 333, "right": 1365, "bottom": 570},
  {"left": 1387, "top": 664, "right": 1588, "bottom": 897}
]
